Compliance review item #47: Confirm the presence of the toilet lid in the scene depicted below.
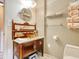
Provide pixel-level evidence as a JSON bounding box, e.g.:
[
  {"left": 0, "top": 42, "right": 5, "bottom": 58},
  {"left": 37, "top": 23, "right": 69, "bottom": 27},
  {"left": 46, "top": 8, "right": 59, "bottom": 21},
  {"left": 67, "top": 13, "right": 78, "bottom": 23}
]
[{"left": 63, "top": 56, "right": 79, "bottom": 59}]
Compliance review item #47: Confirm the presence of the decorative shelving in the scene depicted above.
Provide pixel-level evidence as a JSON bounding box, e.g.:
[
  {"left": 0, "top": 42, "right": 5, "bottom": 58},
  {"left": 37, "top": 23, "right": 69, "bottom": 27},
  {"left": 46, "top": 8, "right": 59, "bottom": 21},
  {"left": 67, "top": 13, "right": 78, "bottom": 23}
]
[{"left": 12, "top": 20, "right": 37, "bottom": 39}]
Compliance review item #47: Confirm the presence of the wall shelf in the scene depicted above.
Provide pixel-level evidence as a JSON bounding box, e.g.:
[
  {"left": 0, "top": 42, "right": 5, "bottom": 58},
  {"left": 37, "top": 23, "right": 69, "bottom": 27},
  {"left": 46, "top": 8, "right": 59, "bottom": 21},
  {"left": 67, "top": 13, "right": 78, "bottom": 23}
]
[
  {"left": 12, "top": 20, "right": 37, "bottom": 39},
  {"left": 46, "top": 13, "right": 64, "bottom": 19}
]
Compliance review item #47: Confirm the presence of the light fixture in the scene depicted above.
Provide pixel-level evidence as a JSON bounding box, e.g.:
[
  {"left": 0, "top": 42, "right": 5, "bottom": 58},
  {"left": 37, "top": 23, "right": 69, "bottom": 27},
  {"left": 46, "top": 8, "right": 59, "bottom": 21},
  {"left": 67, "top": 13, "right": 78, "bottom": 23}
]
[
  {"left": 0, "top": 2, "right": 4, "bottom": 6},
  {"left": 21, "top": 0, "right": 36, "bottom": 9}
]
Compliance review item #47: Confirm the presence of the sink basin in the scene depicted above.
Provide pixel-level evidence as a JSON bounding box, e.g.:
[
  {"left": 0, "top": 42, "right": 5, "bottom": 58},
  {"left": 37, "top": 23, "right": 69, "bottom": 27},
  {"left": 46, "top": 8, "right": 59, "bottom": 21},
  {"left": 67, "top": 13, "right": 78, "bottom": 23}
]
[
  {"left": 13, "top": 36, "right": 44, "bottom": 44},
  {"left": 13, "top": 38, "right": 31, "bottom": 44}
]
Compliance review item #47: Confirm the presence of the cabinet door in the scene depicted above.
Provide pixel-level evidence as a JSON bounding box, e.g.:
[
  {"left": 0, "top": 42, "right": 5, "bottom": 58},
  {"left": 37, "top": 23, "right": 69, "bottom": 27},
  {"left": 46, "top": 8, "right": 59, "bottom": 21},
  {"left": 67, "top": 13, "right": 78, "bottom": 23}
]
[{"left": 35, "top": 40, "right": 43, "bottom": 50}]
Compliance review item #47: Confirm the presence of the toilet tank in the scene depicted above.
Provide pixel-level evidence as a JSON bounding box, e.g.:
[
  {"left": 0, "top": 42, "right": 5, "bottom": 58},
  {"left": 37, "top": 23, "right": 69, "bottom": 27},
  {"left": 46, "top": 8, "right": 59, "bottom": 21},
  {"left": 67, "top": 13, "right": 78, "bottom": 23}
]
[{"left": 63, "top": 44, "right": 79, "bottom": 58}]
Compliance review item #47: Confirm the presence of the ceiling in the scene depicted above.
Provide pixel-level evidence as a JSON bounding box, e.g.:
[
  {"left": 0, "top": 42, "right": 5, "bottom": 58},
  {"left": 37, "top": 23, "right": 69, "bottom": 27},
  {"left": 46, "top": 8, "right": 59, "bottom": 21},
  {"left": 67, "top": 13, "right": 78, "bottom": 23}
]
[{"left": 0, "top": 0, "right": 4, "bottom": 2}]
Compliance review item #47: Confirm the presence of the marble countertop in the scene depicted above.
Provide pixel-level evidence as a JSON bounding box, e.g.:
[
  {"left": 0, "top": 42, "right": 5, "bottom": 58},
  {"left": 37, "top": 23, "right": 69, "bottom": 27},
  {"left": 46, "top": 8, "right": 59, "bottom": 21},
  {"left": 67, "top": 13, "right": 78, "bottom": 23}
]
[{"left": 13, "top": 36, "right": 44, "bottom": 44}]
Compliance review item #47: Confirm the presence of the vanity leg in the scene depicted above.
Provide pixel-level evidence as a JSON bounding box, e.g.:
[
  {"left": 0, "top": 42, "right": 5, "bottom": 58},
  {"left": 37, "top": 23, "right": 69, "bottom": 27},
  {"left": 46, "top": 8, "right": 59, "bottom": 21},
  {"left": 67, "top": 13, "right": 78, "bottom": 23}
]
[
  {"left": 42, "top": 48, "right": 43, "bottom": 56},
  {"left": 19, "top": 44, "right": 23, "bottom": 59},
  {"left": 13, "top": 42, "right": 14, "bottom": 59},
  {"left": 42, "top": 39, "right": 44, "bottom": 56}
]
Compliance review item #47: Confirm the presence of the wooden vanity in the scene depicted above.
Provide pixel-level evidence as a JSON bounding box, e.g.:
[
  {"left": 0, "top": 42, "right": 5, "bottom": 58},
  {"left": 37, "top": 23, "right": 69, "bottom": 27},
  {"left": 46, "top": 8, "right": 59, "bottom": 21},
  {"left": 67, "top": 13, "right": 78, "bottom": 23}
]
[
  {"left": 12, "top": 20, "right": 44, "bottom": 59},
  {"left": 13, "top": 37, "right": 44, "bottom": 59}
]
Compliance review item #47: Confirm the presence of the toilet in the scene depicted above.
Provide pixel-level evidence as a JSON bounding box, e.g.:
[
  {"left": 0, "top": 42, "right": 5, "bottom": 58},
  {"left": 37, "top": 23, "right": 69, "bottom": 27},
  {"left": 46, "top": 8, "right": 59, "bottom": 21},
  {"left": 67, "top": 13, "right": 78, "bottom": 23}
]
[{"left": 63, "top": 44, "right": 79, "bottom": 59}]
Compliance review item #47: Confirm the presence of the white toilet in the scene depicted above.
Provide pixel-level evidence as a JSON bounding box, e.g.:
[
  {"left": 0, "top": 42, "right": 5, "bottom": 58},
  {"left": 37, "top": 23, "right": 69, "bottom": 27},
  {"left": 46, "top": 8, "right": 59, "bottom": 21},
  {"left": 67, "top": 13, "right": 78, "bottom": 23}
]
[{"left": 63, "top": 44, "right": 79, "bottom": 59}]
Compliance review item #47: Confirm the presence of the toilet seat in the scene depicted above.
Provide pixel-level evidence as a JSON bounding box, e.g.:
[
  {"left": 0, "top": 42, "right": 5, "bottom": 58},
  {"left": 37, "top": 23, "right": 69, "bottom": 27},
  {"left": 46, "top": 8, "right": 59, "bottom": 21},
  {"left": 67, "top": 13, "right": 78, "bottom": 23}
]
[{"left": 63, "top": 44, "right": 79, "bottom": 59}]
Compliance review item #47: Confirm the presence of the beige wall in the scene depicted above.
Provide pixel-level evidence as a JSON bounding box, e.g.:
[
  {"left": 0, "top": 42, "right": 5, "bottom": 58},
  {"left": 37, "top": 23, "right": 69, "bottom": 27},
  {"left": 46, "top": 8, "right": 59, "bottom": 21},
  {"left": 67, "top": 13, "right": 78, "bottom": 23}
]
[
  {"left": 36, "top": 0, "right": 46, "bottom": 54},
  {"left": 0, "top": 6, "right": 3, "bottom": 30},
  {"left": 36, "top": 0, "right": 45, "bottom": 36},
  {"left": 45, "top": 0, "right": 79, "bottom": 59}
]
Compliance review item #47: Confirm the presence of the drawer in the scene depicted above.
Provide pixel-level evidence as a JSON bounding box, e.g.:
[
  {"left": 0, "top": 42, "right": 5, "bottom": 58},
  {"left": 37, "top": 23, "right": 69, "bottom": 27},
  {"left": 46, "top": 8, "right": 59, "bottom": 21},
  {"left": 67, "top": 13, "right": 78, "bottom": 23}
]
[
  {"left": 35, "top": 40, "right": 43, "bottom": 50},
  {"left": 36, "top": 40, "right": 43, "bottom": 45},
  {"left": 23, "top": 41, "right": 34, "bottom": 47}
]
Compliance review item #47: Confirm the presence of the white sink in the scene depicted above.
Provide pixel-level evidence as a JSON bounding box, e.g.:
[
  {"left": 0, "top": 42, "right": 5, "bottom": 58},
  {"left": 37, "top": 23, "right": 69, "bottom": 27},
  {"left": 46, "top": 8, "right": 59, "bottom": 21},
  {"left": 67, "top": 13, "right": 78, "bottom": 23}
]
[
  {"left": 13, "top": 36, "right": 44, "bottom": 44},
  {"left": 13, "top": 38, "right": 31, "bottom": 44}
]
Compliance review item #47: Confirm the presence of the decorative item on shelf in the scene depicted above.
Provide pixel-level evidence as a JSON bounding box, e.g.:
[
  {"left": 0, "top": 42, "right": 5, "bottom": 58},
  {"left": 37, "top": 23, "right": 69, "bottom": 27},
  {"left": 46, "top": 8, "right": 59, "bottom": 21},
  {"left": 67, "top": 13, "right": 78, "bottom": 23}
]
[
  {"left": 18, "top": 8, "right": 32, "bottom": 22},
  {"left": 29, "top": 53, "right": 38, "bottom": 59},
  {"left": 67, "top": 1, "right": 79, "bottom": 30},
  {"left": 24, "top": 30, "right": 38, "bottom": 38}
]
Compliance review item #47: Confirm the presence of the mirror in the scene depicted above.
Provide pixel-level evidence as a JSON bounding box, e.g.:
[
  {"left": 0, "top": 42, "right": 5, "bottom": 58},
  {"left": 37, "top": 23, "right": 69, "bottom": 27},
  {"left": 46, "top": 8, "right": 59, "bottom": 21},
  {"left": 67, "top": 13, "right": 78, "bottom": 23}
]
[{"left": 18, "top": 8, "right": 32, "bottom": 22}]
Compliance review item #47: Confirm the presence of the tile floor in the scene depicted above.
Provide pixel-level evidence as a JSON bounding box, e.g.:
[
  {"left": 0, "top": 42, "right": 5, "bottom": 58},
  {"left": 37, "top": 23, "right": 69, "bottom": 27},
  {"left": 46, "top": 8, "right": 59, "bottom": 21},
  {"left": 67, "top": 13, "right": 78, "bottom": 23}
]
[
  {"left": 14, "top": 54, "right": 57, "bottom": 59},
  {"left": 39, "top": 54, "right": 57, "bottom": 59}
]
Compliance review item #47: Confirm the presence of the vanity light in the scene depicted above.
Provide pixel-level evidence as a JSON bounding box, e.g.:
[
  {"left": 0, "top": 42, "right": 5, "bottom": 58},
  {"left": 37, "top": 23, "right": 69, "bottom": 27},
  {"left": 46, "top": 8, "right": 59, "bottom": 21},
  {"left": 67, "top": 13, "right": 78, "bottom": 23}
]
[
  {"left": 0, "top": 2, "right": 3, "bottom": 6},
  {"left": 32, "top": 0, "right": 37, "bottom": 8},
  {"left": 21, "top": 0, "right": 36, "bottom": 8}
]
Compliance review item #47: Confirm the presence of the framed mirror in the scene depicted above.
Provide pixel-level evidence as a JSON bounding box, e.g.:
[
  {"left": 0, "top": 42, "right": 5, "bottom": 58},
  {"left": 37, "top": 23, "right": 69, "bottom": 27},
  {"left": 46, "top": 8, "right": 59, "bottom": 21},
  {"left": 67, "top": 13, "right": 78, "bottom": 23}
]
[{"left": 18, "top": 8, "right": 32, "bottom": 22}]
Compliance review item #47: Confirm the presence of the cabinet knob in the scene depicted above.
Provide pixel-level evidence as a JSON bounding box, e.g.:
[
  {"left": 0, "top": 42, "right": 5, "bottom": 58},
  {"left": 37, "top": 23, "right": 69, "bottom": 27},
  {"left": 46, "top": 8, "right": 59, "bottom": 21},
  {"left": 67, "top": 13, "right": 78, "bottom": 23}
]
[{"left": 39, "top": 41, "right": 42, "bottom": 45}]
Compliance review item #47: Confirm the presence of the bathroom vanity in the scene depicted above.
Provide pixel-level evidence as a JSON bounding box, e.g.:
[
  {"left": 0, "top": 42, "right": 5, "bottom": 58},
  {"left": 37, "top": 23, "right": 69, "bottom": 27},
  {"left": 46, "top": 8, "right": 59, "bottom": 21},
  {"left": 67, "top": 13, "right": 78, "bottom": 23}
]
[
  {"left": 13, "top": 37, "right": 44, "bottom": 59},
  {"left": 12, "top": 20, "right": 44, "bottom": 59}
]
